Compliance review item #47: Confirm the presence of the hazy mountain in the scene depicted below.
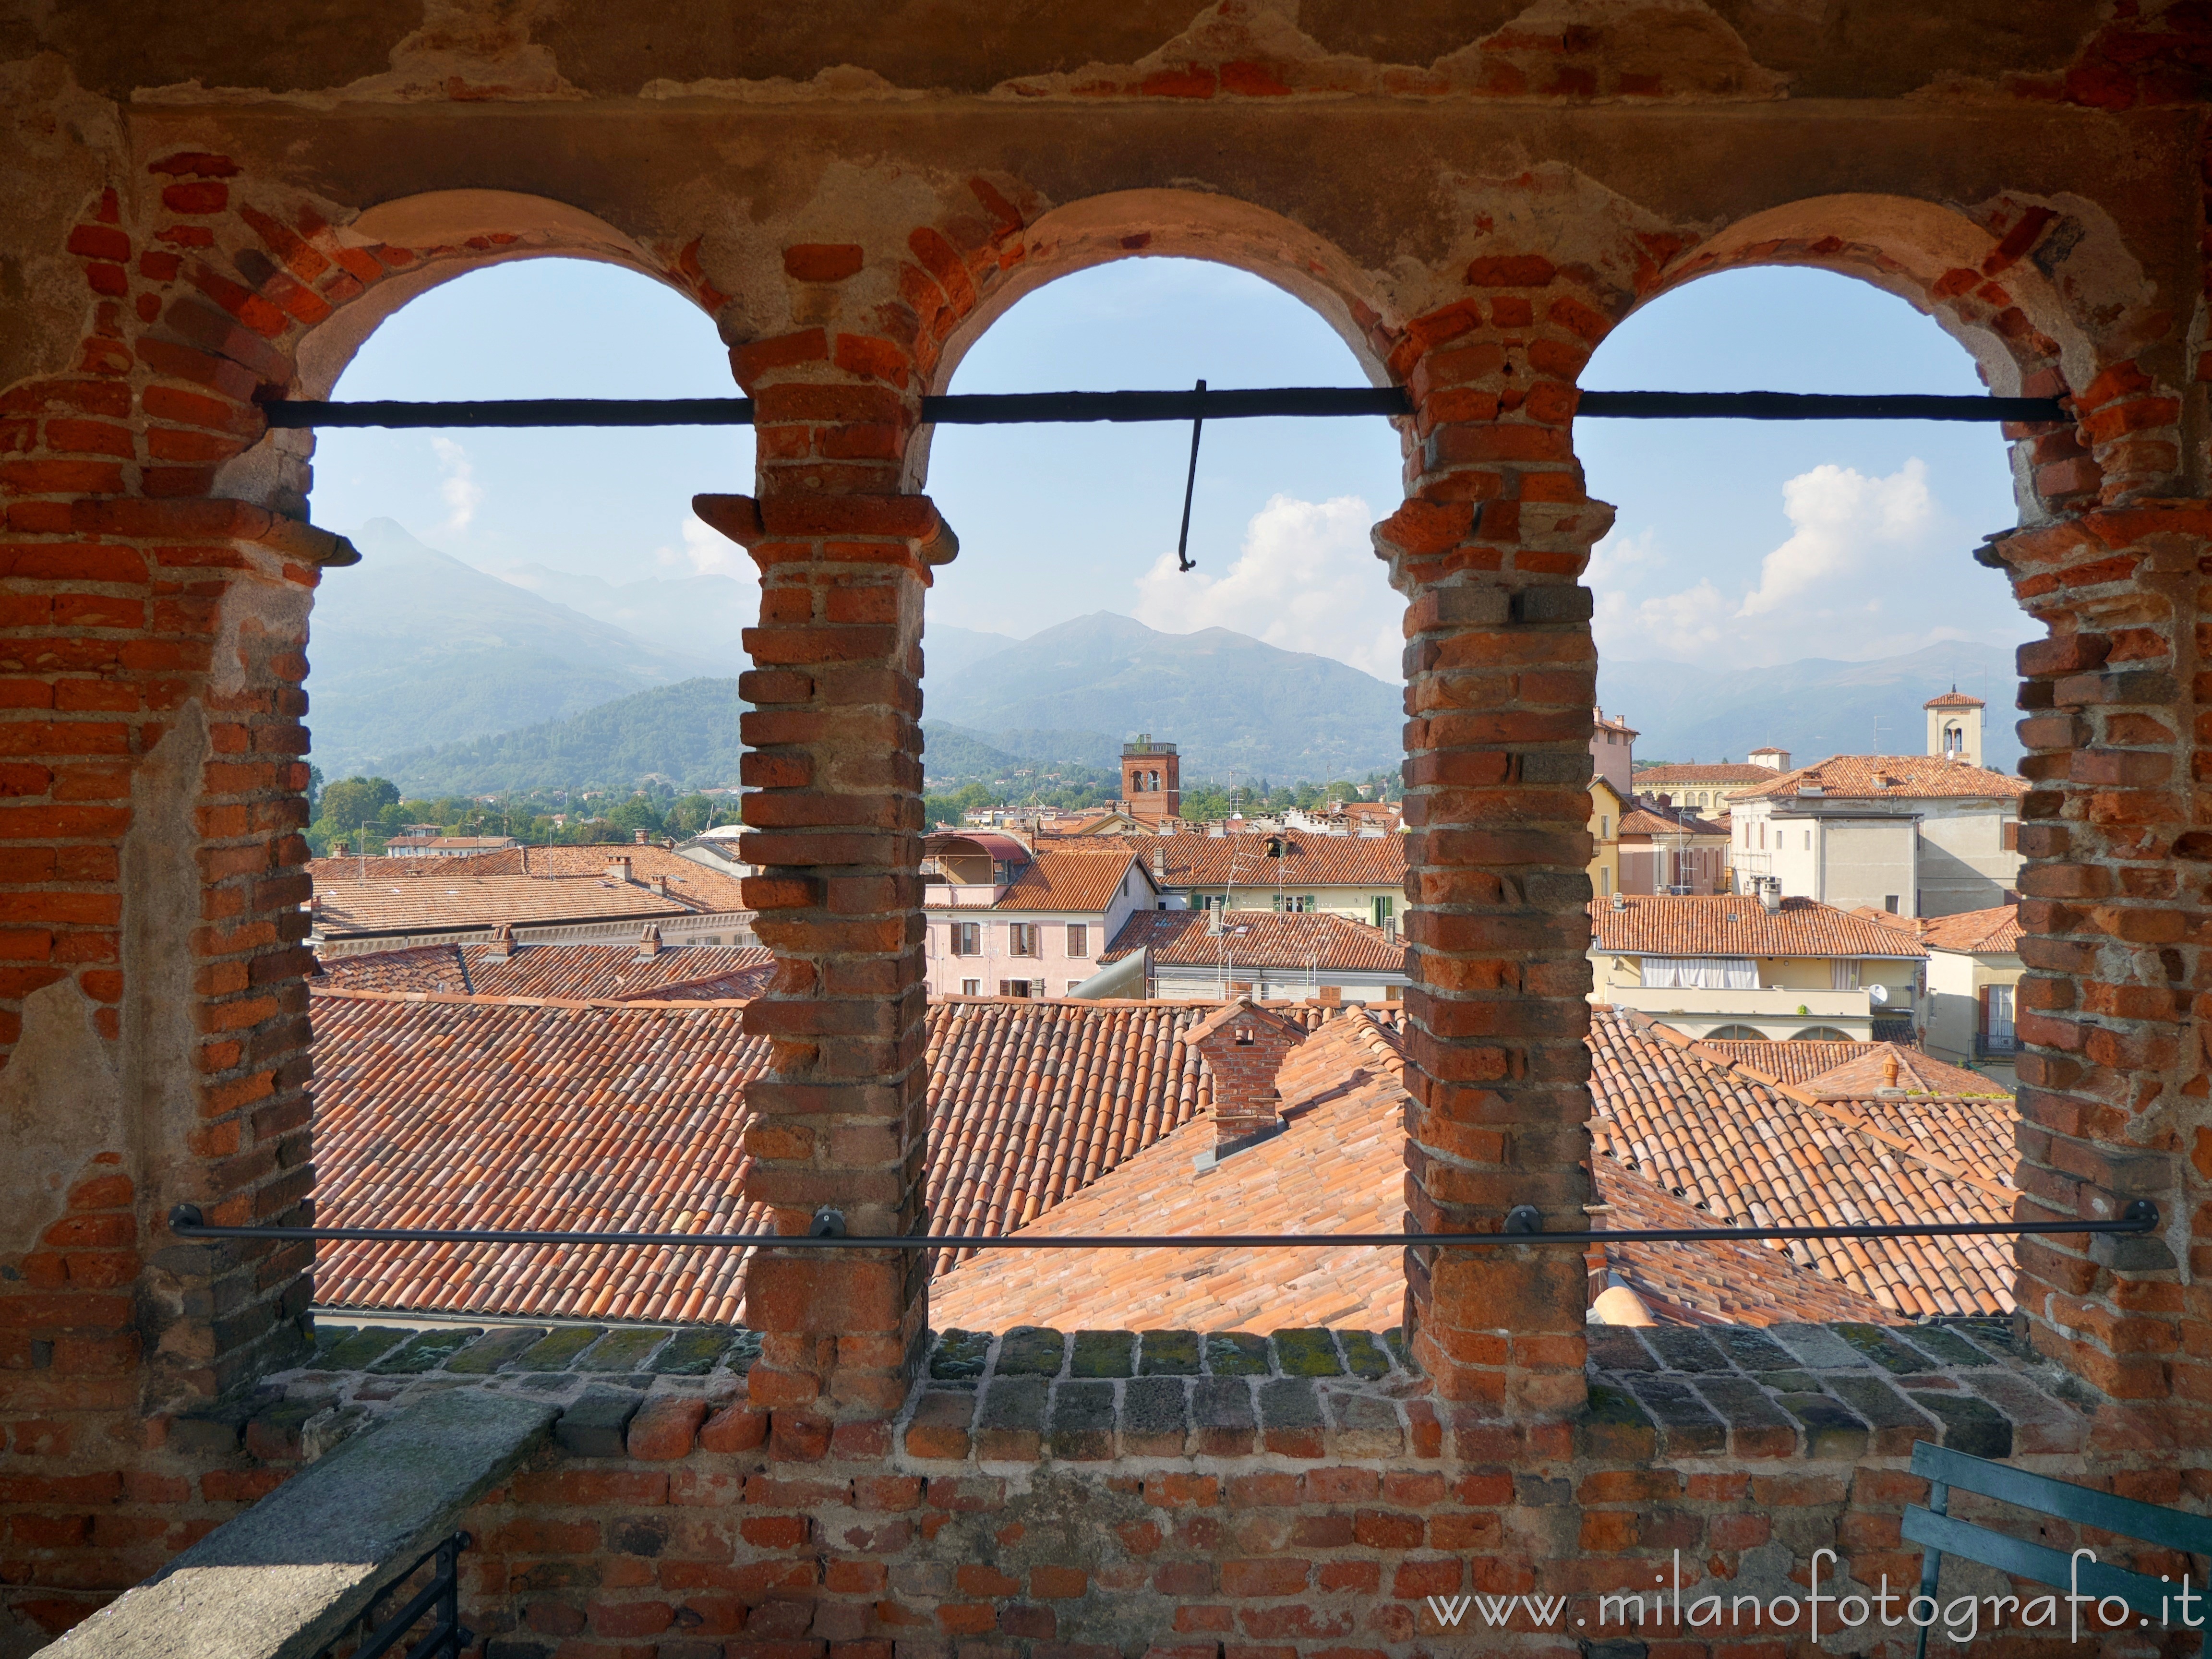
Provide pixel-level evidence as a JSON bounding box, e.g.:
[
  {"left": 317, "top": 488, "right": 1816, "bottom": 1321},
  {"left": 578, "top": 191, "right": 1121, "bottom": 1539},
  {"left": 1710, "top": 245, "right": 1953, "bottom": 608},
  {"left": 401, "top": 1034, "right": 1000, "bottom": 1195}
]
[
  {"left": 1599, "top": 640, "right": 2024, "bottom": 773},
  {"left": 920, "top": 612, "right": 1404, "bottom": 782},
  {"left": 383, "top": 677, "right": 750, "bottom": 796},
  {"left": 924, "top": 624, "right": 1023, "bottom": 683},
  {"left": 500, "top": 563, "right": 755, "bottom": 666},
  {"left": 921, "top": 722, "right": 1119, "bottom": 787},
  {"left": 307, "top": 520, "right": 720, "bottom": 776}
]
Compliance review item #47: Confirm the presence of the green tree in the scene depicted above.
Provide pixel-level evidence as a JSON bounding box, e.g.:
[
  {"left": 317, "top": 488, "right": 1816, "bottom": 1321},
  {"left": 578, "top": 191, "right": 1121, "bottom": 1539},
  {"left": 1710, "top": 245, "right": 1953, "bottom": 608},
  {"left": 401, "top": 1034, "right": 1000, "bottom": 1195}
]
[
  {"left": 607, "top": 793, "right": 665, "bottom": 837},
  {"left": 319, "top": 776, "right": 399, "bottom": 840}
]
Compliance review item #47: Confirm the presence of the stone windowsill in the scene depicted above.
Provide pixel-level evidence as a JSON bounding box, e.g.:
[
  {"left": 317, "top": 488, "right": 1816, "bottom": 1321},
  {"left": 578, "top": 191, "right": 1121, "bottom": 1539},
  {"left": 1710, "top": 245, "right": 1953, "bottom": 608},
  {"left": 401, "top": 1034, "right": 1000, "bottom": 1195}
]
[{"left": 211, "top": 1315, "right": 2087, "bottom": 1474}]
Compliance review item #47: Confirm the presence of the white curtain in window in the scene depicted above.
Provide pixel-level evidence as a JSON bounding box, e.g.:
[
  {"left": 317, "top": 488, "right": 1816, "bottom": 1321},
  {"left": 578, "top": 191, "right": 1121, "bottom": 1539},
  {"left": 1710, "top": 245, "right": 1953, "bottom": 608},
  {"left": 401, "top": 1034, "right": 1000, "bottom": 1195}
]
[
  {"left": 1830, "top": 960, "right": 1861, "bottom": 990},
  {"left": 1640, "top": 957, "right": 1755, "bottom": 989}
]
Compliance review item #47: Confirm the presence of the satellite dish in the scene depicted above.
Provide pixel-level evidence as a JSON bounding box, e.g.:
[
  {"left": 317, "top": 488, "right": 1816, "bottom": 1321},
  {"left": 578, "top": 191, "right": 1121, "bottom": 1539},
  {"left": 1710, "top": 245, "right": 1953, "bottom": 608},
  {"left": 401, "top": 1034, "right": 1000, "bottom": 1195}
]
[{"left": 1868, "top": 983, "right": 1888, "bottom": 1005}]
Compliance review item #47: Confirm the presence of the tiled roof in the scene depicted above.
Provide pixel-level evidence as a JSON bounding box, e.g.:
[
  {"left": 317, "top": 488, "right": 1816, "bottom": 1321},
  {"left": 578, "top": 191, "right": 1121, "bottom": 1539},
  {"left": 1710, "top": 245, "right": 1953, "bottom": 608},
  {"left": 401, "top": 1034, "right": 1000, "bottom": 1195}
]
[
  {"left": 1692, "top": 1039, "right": 1879, "bottom": 1086},
  {"left": 1924, "top": 689, "right": 1986, "bottom": 708},
  {"left": 1793, "top": 1045, "right": 2008, "bottom": 1099},
  {"left": 1618, "top": 806, "right": 1726, "bottom": 838},
  {"left": 1591, "top": 1162, "right": 1897, "bottom": 1326},
  {"left": 1104, "top": 909, "right": 1408, "bottom": 973},
  {"left": 1587, "top": 894, "right": 1928, "bottom": 959},
  {"left": 316, "top": 941, "right": 775, "bottom": 1002},
  {"left": 1918, "top": 904, "right": 2023, "bottom": 955},
  {"left": 311, "top": 844, "right": 751, "bottom": 913},
  {"left": 1143, "top": 831, "right": 1406, "bottom": 890},
  {"left": 311, "top": 991, "right": 1228, "bottom": 1321},
  {"left": 311, "top": 992, "right": 767, "bottom": 1323},
  {"left": 979, "top": 848, "right": 1148, "bottom": 914},
  {"left": 1632, "top": 763, "right": 1779, "bottom": 786},
  {"left": 1586, "top": 1009, "right": 2017, "bottom": 1316},
  {"left": 933, "top": 1005, "right": 1925, "bottom": 1331},
  {"left": 1734, "top": 753, "right": 2027, "bottom": 802},
  {"left": 921, "top": 999, "right": 1214, "bottom": 1274},
  {"left": 929, "top": 1010, "right": 1414, "bottom": 1332},
  {"left": 312, "top": 874, "right": 702, "bottom": 936}
]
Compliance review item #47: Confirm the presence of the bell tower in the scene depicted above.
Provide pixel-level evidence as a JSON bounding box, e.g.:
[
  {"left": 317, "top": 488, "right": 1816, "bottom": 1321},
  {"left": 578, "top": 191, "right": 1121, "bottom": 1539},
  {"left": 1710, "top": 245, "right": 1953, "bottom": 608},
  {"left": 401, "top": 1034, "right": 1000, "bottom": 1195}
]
[
  {"left": 1924, "top": 687, "right": 1984, "bottom": 766},
  {"left": 1120, "top": 735, "right": 1180, "bottom": 826}
]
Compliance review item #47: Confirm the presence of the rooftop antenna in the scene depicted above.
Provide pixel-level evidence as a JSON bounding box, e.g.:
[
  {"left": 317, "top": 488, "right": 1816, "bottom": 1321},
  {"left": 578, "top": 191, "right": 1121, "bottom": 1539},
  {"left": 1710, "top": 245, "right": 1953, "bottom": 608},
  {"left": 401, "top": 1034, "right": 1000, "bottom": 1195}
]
[{"left": 1872, "top": 713, "right": 1888, "bottom": 754}]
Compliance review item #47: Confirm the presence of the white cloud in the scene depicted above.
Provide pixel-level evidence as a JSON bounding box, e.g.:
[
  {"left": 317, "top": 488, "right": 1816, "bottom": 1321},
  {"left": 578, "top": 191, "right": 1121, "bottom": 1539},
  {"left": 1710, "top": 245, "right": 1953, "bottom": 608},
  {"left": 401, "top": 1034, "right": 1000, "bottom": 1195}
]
[
  {"left": 1736, "top": 459, "right": 1933, "bottom": 621},
  {"left": 674, "top": 511, "right": 752, "bottom": 580},
  {"left": 1132, "top": 494, "right": 1402, "bottom": 680},
  {"left": 429, "top": 436, "right": 482, "bottom": 536},
  {"left": 1594, "top": 459, "right": 1968, "bottom": 666}
]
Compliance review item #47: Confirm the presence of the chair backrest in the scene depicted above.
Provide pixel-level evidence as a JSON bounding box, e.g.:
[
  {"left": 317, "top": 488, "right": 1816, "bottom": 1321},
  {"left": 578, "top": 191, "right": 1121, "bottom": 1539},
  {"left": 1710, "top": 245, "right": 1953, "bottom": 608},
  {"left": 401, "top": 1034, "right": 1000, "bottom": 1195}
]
[{"left": 1904, "top": 1442, "right": 2212, "bottom": 1642}]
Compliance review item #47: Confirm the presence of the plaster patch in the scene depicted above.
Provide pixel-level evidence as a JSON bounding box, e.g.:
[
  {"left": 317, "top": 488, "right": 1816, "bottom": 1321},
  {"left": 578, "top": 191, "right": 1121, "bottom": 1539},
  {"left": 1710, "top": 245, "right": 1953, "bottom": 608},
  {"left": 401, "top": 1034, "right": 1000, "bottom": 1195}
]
[{"left": 0, "top": 979, "right": 124, "bottom": 1256}]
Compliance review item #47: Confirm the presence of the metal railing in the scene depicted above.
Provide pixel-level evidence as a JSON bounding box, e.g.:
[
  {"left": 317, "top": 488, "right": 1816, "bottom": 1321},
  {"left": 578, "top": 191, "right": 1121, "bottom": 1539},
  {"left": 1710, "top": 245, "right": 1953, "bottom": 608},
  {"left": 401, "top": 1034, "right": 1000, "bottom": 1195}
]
[
  {"left": 259, "top": 387, "right": 2067, "bottom": 430},
  {"left": 170, "top": 1200, "right": 2158, "bottom": 1253},
  {"left": 354, "top": 1533, "right": 471, "bottom": 1659},
  {"left": 1976, "top": 1032, "right": 2020, "bottom": 1058}
]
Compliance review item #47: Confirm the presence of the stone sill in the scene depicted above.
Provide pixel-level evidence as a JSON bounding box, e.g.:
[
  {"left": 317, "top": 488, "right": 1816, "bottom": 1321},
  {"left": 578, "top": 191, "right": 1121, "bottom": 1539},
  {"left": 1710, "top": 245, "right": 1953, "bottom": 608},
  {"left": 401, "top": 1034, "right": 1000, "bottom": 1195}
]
[{"left": 216, "top": 1315, "right": 2088, "bottom": 1476}]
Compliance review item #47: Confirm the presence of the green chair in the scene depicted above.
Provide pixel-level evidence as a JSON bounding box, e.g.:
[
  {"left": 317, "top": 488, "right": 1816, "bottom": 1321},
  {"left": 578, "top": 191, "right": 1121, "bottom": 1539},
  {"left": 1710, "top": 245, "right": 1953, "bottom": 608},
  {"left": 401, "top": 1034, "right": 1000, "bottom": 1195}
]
[{"left": 1905, "top": 1441, "right": 2212, "bottom": 1658}]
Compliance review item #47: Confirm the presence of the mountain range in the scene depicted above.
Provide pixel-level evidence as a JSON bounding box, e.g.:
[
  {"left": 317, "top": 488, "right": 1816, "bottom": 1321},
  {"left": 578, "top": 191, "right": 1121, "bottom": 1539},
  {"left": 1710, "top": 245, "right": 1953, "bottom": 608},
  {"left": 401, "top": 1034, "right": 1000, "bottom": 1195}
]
[{"left": 307, "top": 522, "right": 2026, "bottom": 793}]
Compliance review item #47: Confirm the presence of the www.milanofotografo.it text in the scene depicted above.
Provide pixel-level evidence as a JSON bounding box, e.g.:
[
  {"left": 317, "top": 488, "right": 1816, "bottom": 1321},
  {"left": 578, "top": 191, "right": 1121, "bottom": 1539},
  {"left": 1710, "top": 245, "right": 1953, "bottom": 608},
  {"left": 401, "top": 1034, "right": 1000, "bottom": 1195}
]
[{"left": 1423, "top": 1551, "right": 2208, "bottom": 1643}]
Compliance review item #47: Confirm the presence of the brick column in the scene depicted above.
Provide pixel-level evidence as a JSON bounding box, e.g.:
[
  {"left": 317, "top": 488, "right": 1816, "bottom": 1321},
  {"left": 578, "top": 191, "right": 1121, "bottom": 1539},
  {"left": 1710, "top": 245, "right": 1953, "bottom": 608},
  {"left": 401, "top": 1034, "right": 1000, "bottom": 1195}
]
[
  {"left": 1998, "top": 499, "right": 2211, "bottom": 1415},
  {"left": 697, "top": 323, "right": 953, "bottom": 1425},
  {"left": 1376, "top": 275, "right": 1609, "bottom": 1417}
]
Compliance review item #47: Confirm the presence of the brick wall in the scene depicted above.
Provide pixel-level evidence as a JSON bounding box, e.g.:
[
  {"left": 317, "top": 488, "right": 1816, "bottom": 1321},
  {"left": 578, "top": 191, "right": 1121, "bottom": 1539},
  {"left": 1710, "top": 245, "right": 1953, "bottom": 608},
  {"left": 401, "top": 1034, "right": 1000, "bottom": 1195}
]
[{"left": 8, "top": 1317, "right": 2183, "bottom": 1659}]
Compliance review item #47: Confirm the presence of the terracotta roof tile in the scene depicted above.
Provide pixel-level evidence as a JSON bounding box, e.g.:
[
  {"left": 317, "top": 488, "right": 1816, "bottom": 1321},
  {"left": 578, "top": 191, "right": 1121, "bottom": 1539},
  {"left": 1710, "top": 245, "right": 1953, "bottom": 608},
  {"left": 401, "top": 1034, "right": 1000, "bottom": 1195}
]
[
  {"left": 1793, "top": 1044, "right": 2008, "bottom": 1099},
  {"left": 312, "top": 874, "right": 702, "bottom": 935},
  {"left": 983, "top": 849, "right": 1146, "bottom": 914},
  {"left": 1588, "top": 894, "right": 1927, "bottom": 959},
  {"left": 1618, "top": 805, "right": 1726, "bottom": 838},
  {"left": 1917, "top": 904, "right": 2023, "bottom": 955},
  {"left": 1592, "top": 1163, "right": 1897, "bottom": 1326},
  {"left": 1924, "top": 690, "right": 1986, "bottom": 708},
  {"left": 1586, "top": 1009, "right": 2017, "bottom": 1317},
  {"left": 317, "top": 941, "right": 775, "bottom": 1002},
  {"left": 1693, "top": 1039, "right": 1879, "bottom": 1086},
  {"left": 1633, "top": 763, "right": 1784, "bottom": 786},
  {"left": 1141, "top": 832, "right": 1406, "bottom": 890},
  {"left": 311, "top": 992, "right": 1224, "bottom": 1321},
  {"left": 1734, "top": 753, "right": 2026, "bottom": 802},
  {"left": 310, "top": 843, "right": 750, "bottom": 913},
  {"left": 1104, "top": 909, "right": 1407, "bottom": 973},
  {"left": 929, "top": 1010, "right": 1413, "bottom": 1333}
]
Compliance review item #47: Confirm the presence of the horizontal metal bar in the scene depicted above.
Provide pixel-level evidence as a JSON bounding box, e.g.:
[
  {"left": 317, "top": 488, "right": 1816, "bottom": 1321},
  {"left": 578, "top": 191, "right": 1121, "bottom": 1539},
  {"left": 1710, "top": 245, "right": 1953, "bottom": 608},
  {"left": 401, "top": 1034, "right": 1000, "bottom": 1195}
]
[
  {"left": 258, "top": 387, "right": 2066, "bottom": 430},
  {"left": 169, "top": 1208, "right": 2155, "bottom": 1250}
]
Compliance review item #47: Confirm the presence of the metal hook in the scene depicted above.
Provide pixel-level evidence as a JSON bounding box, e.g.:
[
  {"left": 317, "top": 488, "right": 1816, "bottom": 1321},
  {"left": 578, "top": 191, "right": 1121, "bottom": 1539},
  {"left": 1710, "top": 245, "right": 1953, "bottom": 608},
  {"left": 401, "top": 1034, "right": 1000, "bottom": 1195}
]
[{"left": 1175, "top": 378, "right": 1204, "bottom": 572}]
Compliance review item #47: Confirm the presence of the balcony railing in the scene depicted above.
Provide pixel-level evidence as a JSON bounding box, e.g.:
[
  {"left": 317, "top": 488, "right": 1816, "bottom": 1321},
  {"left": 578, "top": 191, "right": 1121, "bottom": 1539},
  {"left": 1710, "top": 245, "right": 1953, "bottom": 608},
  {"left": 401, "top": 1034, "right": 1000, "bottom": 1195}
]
[{"left": 1975, "top": 1032, "right": 2019, "bottom": 1058}]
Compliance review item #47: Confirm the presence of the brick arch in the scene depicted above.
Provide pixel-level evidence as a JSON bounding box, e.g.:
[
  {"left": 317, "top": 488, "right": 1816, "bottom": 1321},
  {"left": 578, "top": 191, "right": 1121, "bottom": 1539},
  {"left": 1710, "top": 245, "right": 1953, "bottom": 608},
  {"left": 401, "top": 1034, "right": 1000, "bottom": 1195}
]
[
  {"left": 887, "top": 185, "right": 1400, "bottom": 495},
  {"left": 1543, "top": 195, "right": 2210, "bottom": 1415},
  {"left": 0, "top": 168, "right": 754, "bottom": 1408},
  {"left": 1610, "top": 191, "right": 2184, "bottom": 517}
]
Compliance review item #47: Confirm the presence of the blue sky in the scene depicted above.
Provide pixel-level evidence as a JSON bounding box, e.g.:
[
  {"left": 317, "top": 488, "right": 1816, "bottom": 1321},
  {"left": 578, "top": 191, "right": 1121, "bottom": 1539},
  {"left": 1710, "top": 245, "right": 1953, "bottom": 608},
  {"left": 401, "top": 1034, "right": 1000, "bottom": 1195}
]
[{"left": 308, "top": 254, "right": 2034, "bottom": 679}]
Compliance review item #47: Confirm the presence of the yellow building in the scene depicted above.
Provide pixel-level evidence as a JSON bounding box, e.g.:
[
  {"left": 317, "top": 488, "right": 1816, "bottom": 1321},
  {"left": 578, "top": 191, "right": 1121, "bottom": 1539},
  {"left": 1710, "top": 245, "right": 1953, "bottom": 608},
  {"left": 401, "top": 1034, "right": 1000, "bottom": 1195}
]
[{"left": 1587, "top": 776, "right": 1625, "bottom": 900}]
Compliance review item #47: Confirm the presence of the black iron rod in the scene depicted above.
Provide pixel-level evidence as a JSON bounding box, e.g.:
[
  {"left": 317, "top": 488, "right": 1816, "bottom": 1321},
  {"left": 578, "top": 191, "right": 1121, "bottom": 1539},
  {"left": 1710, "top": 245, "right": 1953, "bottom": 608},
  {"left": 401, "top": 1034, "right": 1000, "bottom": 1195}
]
[
  {"left": 1174, "top": 377, "right": 1205, "bottom": 572},
  {"left": 258, "top": 388, "right": 2066, "bottom": 430},
  {"left": 169, "top": 1213, "right": 2154, "bottom": 1250}
]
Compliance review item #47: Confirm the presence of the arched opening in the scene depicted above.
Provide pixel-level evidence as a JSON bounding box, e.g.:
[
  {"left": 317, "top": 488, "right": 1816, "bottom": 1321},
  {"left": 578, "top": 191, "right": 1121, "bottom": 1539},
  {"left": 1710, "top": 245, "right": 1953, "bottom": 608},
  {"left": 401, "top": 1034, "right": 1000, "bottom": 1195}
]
[
  {"left": 1575, "top": 234, "right": 2061, "bottom": 1336},
  {"left": 297, "top": 252, "right": 770, "bottom": 1327},
  {"left": 905, "top": 248, "right": 1416, "bottom": 1331}
]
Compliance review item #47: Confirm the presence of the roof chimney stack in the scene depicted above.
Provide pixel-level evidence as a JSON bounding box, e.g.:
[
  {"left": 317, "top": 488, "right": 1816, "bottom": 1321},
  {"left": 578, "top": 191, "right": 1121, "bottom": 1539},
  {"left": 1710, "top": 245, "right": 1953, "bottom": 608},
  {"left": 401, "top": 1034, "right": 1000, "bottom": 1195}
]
[
  {"left": 637, "top": 923, "right": 663, "bottom": 959},
  {"left": 634, "top": 828, "right": 649, "bottom": 845},
  {"left": 1190, "top": 998, "right": 1306, "bottom": 1158},
  {"left": 483, "top": 922, "right": 516, "bottom": 960},
  {"left": 606, "top": 855, "right": 634, "bottom": 883},
  {"left": 1758, "top": 876, "right": 1782, "bottom": 914}
]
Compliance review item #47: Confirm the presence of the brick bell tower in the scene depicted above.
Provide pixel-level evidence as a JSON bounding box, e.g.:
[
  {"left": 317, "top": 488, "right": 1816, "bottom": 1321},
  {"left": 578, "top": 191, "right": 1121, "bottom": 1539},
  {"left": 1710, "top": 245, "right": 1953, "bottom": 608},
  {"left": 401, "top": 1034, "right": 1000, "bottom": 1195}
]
[{"left": 1120, "top": 734, "right": 1180, "bottom": 826}]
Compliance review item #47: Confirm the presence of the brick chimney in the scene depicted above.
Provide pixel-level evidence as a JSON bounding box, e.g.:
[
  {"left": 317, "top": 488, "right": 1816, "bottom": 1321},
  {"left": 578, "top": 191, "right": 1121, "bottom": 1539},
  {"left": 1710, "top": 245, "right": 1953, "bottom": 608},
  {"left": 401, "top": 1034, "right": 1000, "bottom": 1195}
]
[
  {"left": 634, "top": 828, "right": 649, "bottom": 845},
  {"left": 483, "top": 922, "right": 516, "bottom": 961},
  {"left": 637, "top": 923, "right": 663, "bottom": 960},
  {"left": 1189, "top": 997, "right": 1307, "bottom": 1155},
  {"left": 606, "top": 855, "right": 634, "bottom": 883}
]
